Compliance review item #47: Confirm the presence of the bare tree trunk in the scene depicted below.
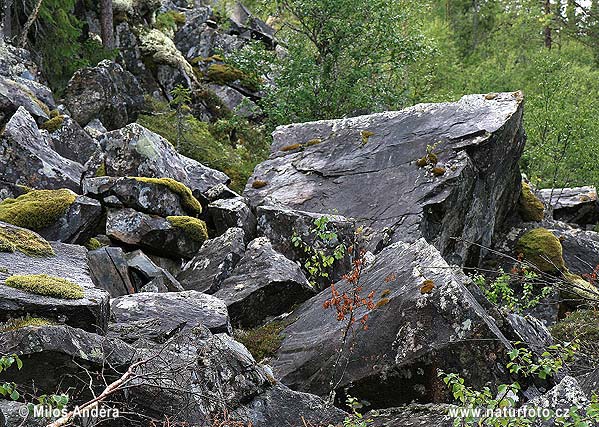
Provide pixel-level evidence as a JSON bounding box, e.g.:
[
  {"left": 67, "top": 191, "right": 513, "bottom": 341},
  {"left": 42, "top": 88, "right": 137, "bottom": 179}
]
[
  {"left": 18, "top": 0, "right": 43, "bottom": 48},
  {"left": 100, "top": 0, "right": 115, "bottom": 49},
  {"left": 544, "top": 0, "right": 552, "bottom": 49}
]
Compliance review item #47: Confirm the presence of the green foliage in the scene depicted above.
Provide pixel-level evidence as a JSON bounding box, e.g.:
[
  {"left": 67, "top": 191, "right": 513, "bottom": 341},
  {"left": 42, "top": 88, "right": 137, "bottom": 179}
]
[
  {"left": 3, "top": 274, "right": 85, "bottom": 299},
  {"left": 291, "top": 216, "right": 346, "bottom": 287},
  {"left": 552, "top": 310, "right": 599, "bottom": 369},
  {"left": 166, "top": 216, "right": 208, "bottom": 243},
  {"left": 234, "top": 321, "right": 286, "bottom": 361},
  {"left": 0, "top": 224, "right": 55, "bottom": 257},
  {"left": 205, "top": 63, "right": 261, "bottom": 92},
  {"left": 170, "top": 84, "right": 192, "bottom": 149},
  {"left": 133, "top": 177, "right": 202, "bottom": 214},
  {"left": 0, "top": 316, "right": 55, "bottom": 332},
  {"left": 0, "top": 354, "right": 22, "bottom": 402},
  {"left": 0, "top": 189, "right": 76, "bottom": 231},
  {"left": 155, "top": 10, "right": 186, "bottom": 32},
  {"left": 340, "top": 396, "right": 374, "bottom": 427}
]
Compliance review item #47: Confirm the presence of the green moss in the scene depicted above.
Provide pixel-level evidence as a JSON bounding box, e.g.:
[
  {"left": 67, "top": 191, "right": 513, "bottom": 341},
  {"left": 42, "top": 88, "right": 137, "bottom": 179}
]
[
  {"left": 280, "top": 143, "right": 302, "bottom": 152},
  {"left": 361, "top": 130, "right": 375, "bottom": 145},
  {"left": 518, "top": 182, "right": 545, "bottom": 222},
  {"left": 95, "top": 162, "right": 107, "bottom": 177},
  {"left": 252, "top": 179, "right": 268, "bottom": 189},
  {"left": 0, "top": 316, "right": 55, "bottom": 332},
  {"left": 3, "top": 274, "right": 84, "bottom": 299},
  {"left": 234, "top": 321, "right": 286, "bottom": 362},
  {"left": 49, "top": 109, "right": 61, "bottom": 118},
  {"left": 155, "top": 10, "right": 186, "bottom": 32},
  {"left": 84, "top": 238, "right": 103, "bottom": 251},
  {"left": 167, "top": 216, "right": 208, "bottom": 244},
  {"left": 515, "top": 228, "right": 566, "bottom": 274},
  {"left": 0, "top": 189, "right": 76, "bottom": 231},
  {"left": 205, "top": 63, "right": 261, "bottom": 92},
  {"left": 0, "top": 225, "right": 55, "bottom": 257},
  {"left": 552, "top": 310, "right": 599, "bottom": 362},
  {"left": 133, "top": 177, "right": 202, "bottom": 214},
  {"left": 40, "top": 115, "right": 65, "bottom": 133}
]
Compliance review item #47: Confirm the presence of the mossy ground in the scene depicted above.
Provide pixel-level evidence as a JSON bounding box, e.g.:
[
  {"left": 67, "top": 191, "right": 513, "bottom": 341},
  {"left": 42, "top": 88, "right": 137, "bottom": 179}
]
[
  {"left": 0, "top": 225, "right": 55, "bottom": 257},
  {"left": 132, "top": 177, "right": 202, "bottom": 214},
  {"left": 518, "top": 182, "right": 545, "bottom": 222},
  {"left": 515, "top": 228, "right": 566, "bottom": 273},
  {"left": 552, "top": 309, "right": 599, "bottom": 371},
  {"left": 137, "top": 111, "right": 269, "bottom": 192},
  {"left": 0, "top": 189, "right": 76, "bottom": 231},
  {"left": 4, "top": 274, "right": 85, "bottom": 299},
  {"left": 0, "top": 316, "right": 55, "bottom": 332},
  {"left": 167, "top": 216, "right": 208, "bottom": 244},
  {"left": 234, "top": 321, "right": 286, "bottom": 362}
]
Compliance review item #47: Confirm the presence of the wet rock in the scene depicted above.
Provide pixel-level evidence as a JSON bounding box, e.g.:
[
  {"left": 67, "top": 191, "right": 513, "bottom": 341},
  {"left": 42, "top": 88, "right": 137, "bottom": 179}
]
[
  {"left": 64, "top": 60, "right": 144, "bottom": 130},
  {"left": 0, "top": 241, "right": 110, "bottom": 333},
  {"left": 214, "top": 237, "right": 315, "bottom": 328},
  {"left": 97, "top": 123, "right": 229, "bottom": 197},
  {"left": 539, "top": 186, "right": 598, "bottom": 226},
  {"left": 39, "top": 195, "right": 102, "bottom": 245},
  {"left": 106, "top": 208, "right": 207, "bottom": 259},
  {"left": 47, "top": 115, "right": 100, "bottom": 165},
  {"left": 209, "top": 196, "right": 256, "bottom": 240},
  {"left": 272, "top": 238, "right": 525, "bottom": 407},
  {"left": 0, "top": 107, "right": 83, "bottom": 192},
  {"left": 178, "top": 227, "right": 246, "bottom": 293},
  {"left": 245, "top": 92, "right": 526, "bottom": 266},
  {"left": 88, "top": 246, "right": 137, "bottom": 297}
]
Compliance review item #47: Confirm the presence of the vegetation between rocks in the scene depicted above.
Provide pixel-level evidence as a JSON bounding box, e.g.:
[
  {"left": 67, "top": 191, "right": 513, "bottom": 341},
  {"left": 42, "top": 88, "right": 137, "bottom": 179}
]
[{"left": 166, "top": 216, "right": 208, "bottom": 244}]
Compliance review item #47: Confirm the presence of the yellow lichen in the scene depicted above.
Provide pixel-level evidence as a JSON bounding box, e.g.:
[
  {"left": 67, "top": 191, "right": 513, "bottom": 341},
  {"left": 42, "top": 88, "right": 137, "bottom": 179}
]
[
  {"left": 518, "top": 182, "right": 544, "bottom": 222},
  {"left": 0, "top": 224, "right": 55, "bottom": 257},
  {"left": 4, "top": 274, "right": 85, "bottom": 299},
  {"left": 361, "top": 130, "right": 375, "bottom": 145},
  {"left": 0, "top": 189, "right": 76, "bottom": 231},
  {"left": 280, "top": 143, "right": 302, "bottom": 152},
  {"left": 306, "top": 138, "right": 322, "bottom": 146},
  {"left": 40, "top": 115, "right": 65, "bottom": 133},
  {"left": 166, "top": 216, "right": 208, "bottom": 244},
  {"left": 132, "top": 177, "right": 202, "bottom": 214}
]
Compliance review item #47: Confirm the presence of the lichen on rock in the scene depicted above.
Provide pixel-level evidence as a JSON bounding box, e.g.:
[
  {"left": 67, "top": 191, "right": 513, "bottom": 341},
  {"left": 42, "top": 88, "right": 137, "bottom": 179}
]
[
  {"left": 0, "top": 224, "right": 55, "bottom": 257},
  {"left": 518, "top": 182, "right": 544, "bottom": 222},
  {"left": 138, "top": 28, "right": 195, "bottom": 80},
  {"left": 167, "top": 215, "right": 208, "bottom": 244},
  {"left": 0, "top": 189, "right": 77, "bottom": 231},
  {"left": 4, "top": 273, "right": 85, "bottom": 299}
]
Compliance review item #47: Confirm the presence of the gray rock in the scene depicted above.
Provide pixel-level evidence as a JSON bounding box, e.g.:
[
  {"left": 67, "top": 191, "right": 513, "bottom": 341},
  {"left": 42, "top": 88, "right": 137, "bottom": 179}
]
[
  {"left": 48, "top": 115, "right": 100, "bottom": 165},
  {"left": 209, "top": 196, "right": 256, "bottom": 240},
  {"left": 0, "top": 43, "right": 38, "bottom": 81},
  {"left": 369, "top": 404, "right": 455, "bottom": 427},
  {"left": 244, "top": 92, "right": 526, "bottom": 266},
  {"left": 0, "top": 180, "right": 28, "bottom": 202},
  {"left": 83, "top": 118, "right": 108, "bottom": 140},
  {"left": 109, "top": 290, "right": 232, "bottom": 344},
  {"left": 228, "top": 2, "right": 276, "bottom": 47},
  {"left": 38, "top": 195, "right": 102, "bottom": 245},
  {"left": 539, "top": 186, "right": 598, "bottom": 226},
  {"left": 0, "top": 399, "right": 51, "bottom": 426},
  {"left": 525, "top": 376, "right": 588, "bottom": 426},
  {"left": 0, "top": 75, "right": 49, "bottom": 123},
  {"left": 272, "top": 238, "right": 524, "bottom": 406},
  {"left": 88, "top": 246, "right": 137, "bottom": 297},
  {"left": 63, "top": 60, "right": 144, "bottom": 130},
  {"left": 106, "top": 208, "right": 206, "bottom": 259},
  {"left": 214, "top": 237, "right": 315, "bottom": 328},
  {"left": 178, "top": 227, "right": 246, "bottom": 293},
  {"left": 125, "top": 249, "right": 184, "bottom": 292},
  {"left": 98, "top": 123, "right": 229, "bottom": 197},
  {"left": 208, "top": 83, "right": 261, "bottom": 118},
  {"left": 0, "top": 107, "right": 83, "bottom": 192},
  {"left": 203, "top": 183, "right": 240, "bottom": 203},
  {"left": 0, "top": 240, "right": 110, "bottom": 333}
]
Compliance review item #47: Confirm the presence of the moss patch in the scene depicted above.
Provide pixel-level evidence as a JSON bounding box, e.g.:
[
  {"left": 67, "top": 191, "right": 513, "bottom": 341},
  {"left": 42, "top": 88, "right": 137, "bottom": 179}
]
[
  {"left": 0, "top": 189, "right": 76, "bottom": 231},
  {"left": 84, "top": 238, "right": 103, "bottom": 251},
  {"left": 234, "top": 321, "right": 286, "bottom": 362},
  {"left": 155, "top": 10, "right": 186, "bottom": 32},
  {"left": 167, "top": 216, "right": 208, "bottom": 244},
  {"left": 252, "top": 179, "right": 267, "bottom": 189},
  {"left": 515, "top": 228, "right": 566, "bottom": 274},
  {"left": 0, "top": 316, "right": 55, "bottom": 332},
  {"left": 0, "top": 225, "right": 55, "bottom": 257},
  {"left": 40, "top": 115, "right": 65, "bottom": 133},
  {"left": 4, "top": 274, "right": 85, "bottom": 299},
  {"left": 133, "top": 177, "right": 202, "bottom": 214},
  {"left": 518, "top": 182, "right": 545, "bottom": 222},
  {"left": 205, "top": 63, "right": 261, "bottom": 92},
  {"left": 432, "top": 166, "right": 446, "bottom": 176},
  {"left": 552, "top": 310, "right": 599, "bottom": 366}
]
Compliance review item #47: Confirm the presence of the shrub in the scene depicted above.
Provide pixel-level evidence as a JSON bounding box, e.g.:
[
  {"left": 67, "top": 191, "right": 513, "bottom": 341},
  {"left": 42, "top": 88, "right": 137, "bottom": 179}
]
[
  {"left": 166, "top": 216, "right": 208, "bottom": 244},
  {"left": 4, "top": 274, "right": 85, "bottom": 299},
  {"left": 0, "top": 225, "right": 55, "bottom": 257},
  {"left": 0, "top": 189, "right": 76, "bottom": 231}
]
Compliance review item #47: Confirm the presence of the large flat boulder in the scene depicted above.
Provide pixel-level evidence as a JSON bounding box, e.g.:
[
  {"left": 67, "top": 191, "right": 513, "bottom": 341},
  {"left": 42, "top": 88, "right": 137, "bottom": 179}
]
[
  {"left": 244, "top": 92, "right": 525, "bottom": 266},
  {"left": 539, "top": 186, "right": 598, "bottom": 226}
]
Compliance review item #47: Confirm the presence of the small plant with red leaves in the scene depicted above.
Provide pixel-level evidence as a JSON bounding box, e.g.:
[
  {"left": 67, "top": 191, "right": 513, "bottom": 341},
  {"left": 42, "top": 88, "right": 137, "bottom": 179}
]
[{"left": 583, "top": 263, "right": 599, "bottom": 286}]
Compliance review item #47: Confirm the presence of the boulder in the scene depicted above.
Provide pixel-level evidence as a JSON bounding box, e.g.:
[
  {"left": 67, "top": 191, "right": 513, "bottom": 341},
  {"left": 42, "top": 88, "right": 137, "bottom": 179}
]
[
  {"left": 0, "top": 75, "right": 50, "bottom": 123},
  {"left": 208, "top": 196, "right": 256, "bottom": 240},
  {"left": 125, "top": 249, "right": 183, "bottom": 292},
  {"left": 0, "top": 107, "right": 83, "bottom": 192},
  {"left": 63, "top": 60, "right": 144, "bottom": 130},
  {"left": 208, "top": 83, "right": 261, "bottom": 118},
  {"left": 244, "top": 92, "right": 526, "bottom": 266},
  {"left": 109, "top": 291, "right": 232, "bottom": 344},
  {"left": 538, "top": 186, "right": 598, "bottom": 226},
  {"left": 97, "top": 123, "right": 229, "bottom": 197},
  {"left": 214, "top": 237, "right": 315, "bottom": 328},
  {"left": 38, "top": 195, "right": 102, "bottom": 245},
  {"left": 106, "top": 208, "right": 207, "bottom": 259},
  {"left": 47, "top": 115, "right": 100, "bottom": 165},
  {"left": 0, "top": 43, "right": 39, "bottom": 81},
  {"left": 0, "top": 239, "right": 110, "bottom": 333},
  {"left": 228, "top": 2, "right": 276, "bottom": 47},
  {"left": 525, "top": 376, "right": 588, "bottom": 426},
  {"left": 88, "top": 246, "right": 137, "bottom": 297},
  {"left": 271, "top": 238, "right": 526, "bottom": 407},
  {"left": 178, "top": 227, "right": 246, "bottom": 293},
  {"left": 0, "top": 180, "right": 28, "bottom": 202},
  {"left": 369, "top": 404, "right": 454, "bottom": 427},
  {"left": 0, "top": 399, "right": 51, "bottom": 426}
]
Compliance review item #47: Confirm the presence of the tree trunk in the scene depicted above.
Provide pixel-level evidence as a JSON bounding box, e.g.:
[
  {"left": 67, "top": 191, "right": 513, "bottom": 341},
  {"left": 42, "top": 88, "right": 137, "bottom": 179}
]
[
  {"left": 100, "top": 0, "right": 115, "bottom": 49},
  {"left": 544, "top": 0, "right": 552, "bottom": 49},
  {"left": 18, "top": 0, "right": 43, "bottom": 48}
]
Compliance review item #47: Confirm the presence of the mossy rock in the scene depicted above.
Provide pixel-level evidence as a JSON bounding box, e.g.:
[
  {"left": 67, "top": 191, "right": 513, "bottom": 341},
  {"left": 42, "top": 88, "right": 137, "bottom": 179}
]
[
  {"left": 515, "top": 228, "right": 566, "bottom": 274},
  {"left": 133, "top": 177, "right": 202, "bottom": 214},
  {"left": 3, "top": 274, "right": 85, "bottom": 299},
  {"left": 40, "top": 115, "right": 65, "bottom": 133},
  {"left": 0, "top": 224, "right": 55, "bottom": 257},
  {"left": 0, "top": 189, "right": 77, "bottom": 231},
  {"left": 167, "top": 216, "right": 208, "bottom": 244},
  {"left": 205, "top": 64, "right": 261, "bottom": 92},
  {"left": 518, "top": 182, "right": 544, "bottom": 222},
  {"left": 84, "top": 238, "right": 103, "bottom": 251},
  {"left": 234, "top": 321, "right": 286, "bottom": 362},
  {"left": 0, "top": 316, "right": 55, "bottom": 332}
]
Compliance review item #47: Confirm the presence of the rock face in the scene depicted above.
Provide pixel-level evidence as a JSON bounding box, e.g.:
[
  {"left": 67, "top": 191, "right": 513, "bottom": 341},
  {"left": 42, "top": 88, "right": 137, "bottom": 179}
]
[
  {"left": 64, "top": 60, "right": 144, "bottom": 130},
  {"left": 208, "top": 196, "right": 256, "bottom": 240},
  {"left": 109, "top": 291, "right": 232, "bottom": 341},
  {"left": 48, "top": 115, "right": 100, "bottom": 165},
  {"left": 178, "top": 227, "right": 246, "bottom": 293},
  {"left": 0, "top": 242, "right": 110, "bottom": 333},
  {"left": 88, "top": 246, "right": 137, "bottom": 297},
  {"left": 539, "top": 186, "right": 598, "bottom": 226},
  {"left": 97, "top": 123, "right": 229, "bottom": 197},
  {"left": 39, "top": 195, "right": 102, "bottom": 244},
  {"left": 214, "top": 237, "right": 315, "bottom": 328},
  {"left": 272, "top": 238, "right": 522, "bottom": 407},
  {"left": 245, "top": 92, "right": 525, "bottom": 266},
  {"left": 0, "top": 107, "right": 83, "bottom": 192},
  {"left": 0, "top": 74, "right": 50, "bottom": 123}
]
